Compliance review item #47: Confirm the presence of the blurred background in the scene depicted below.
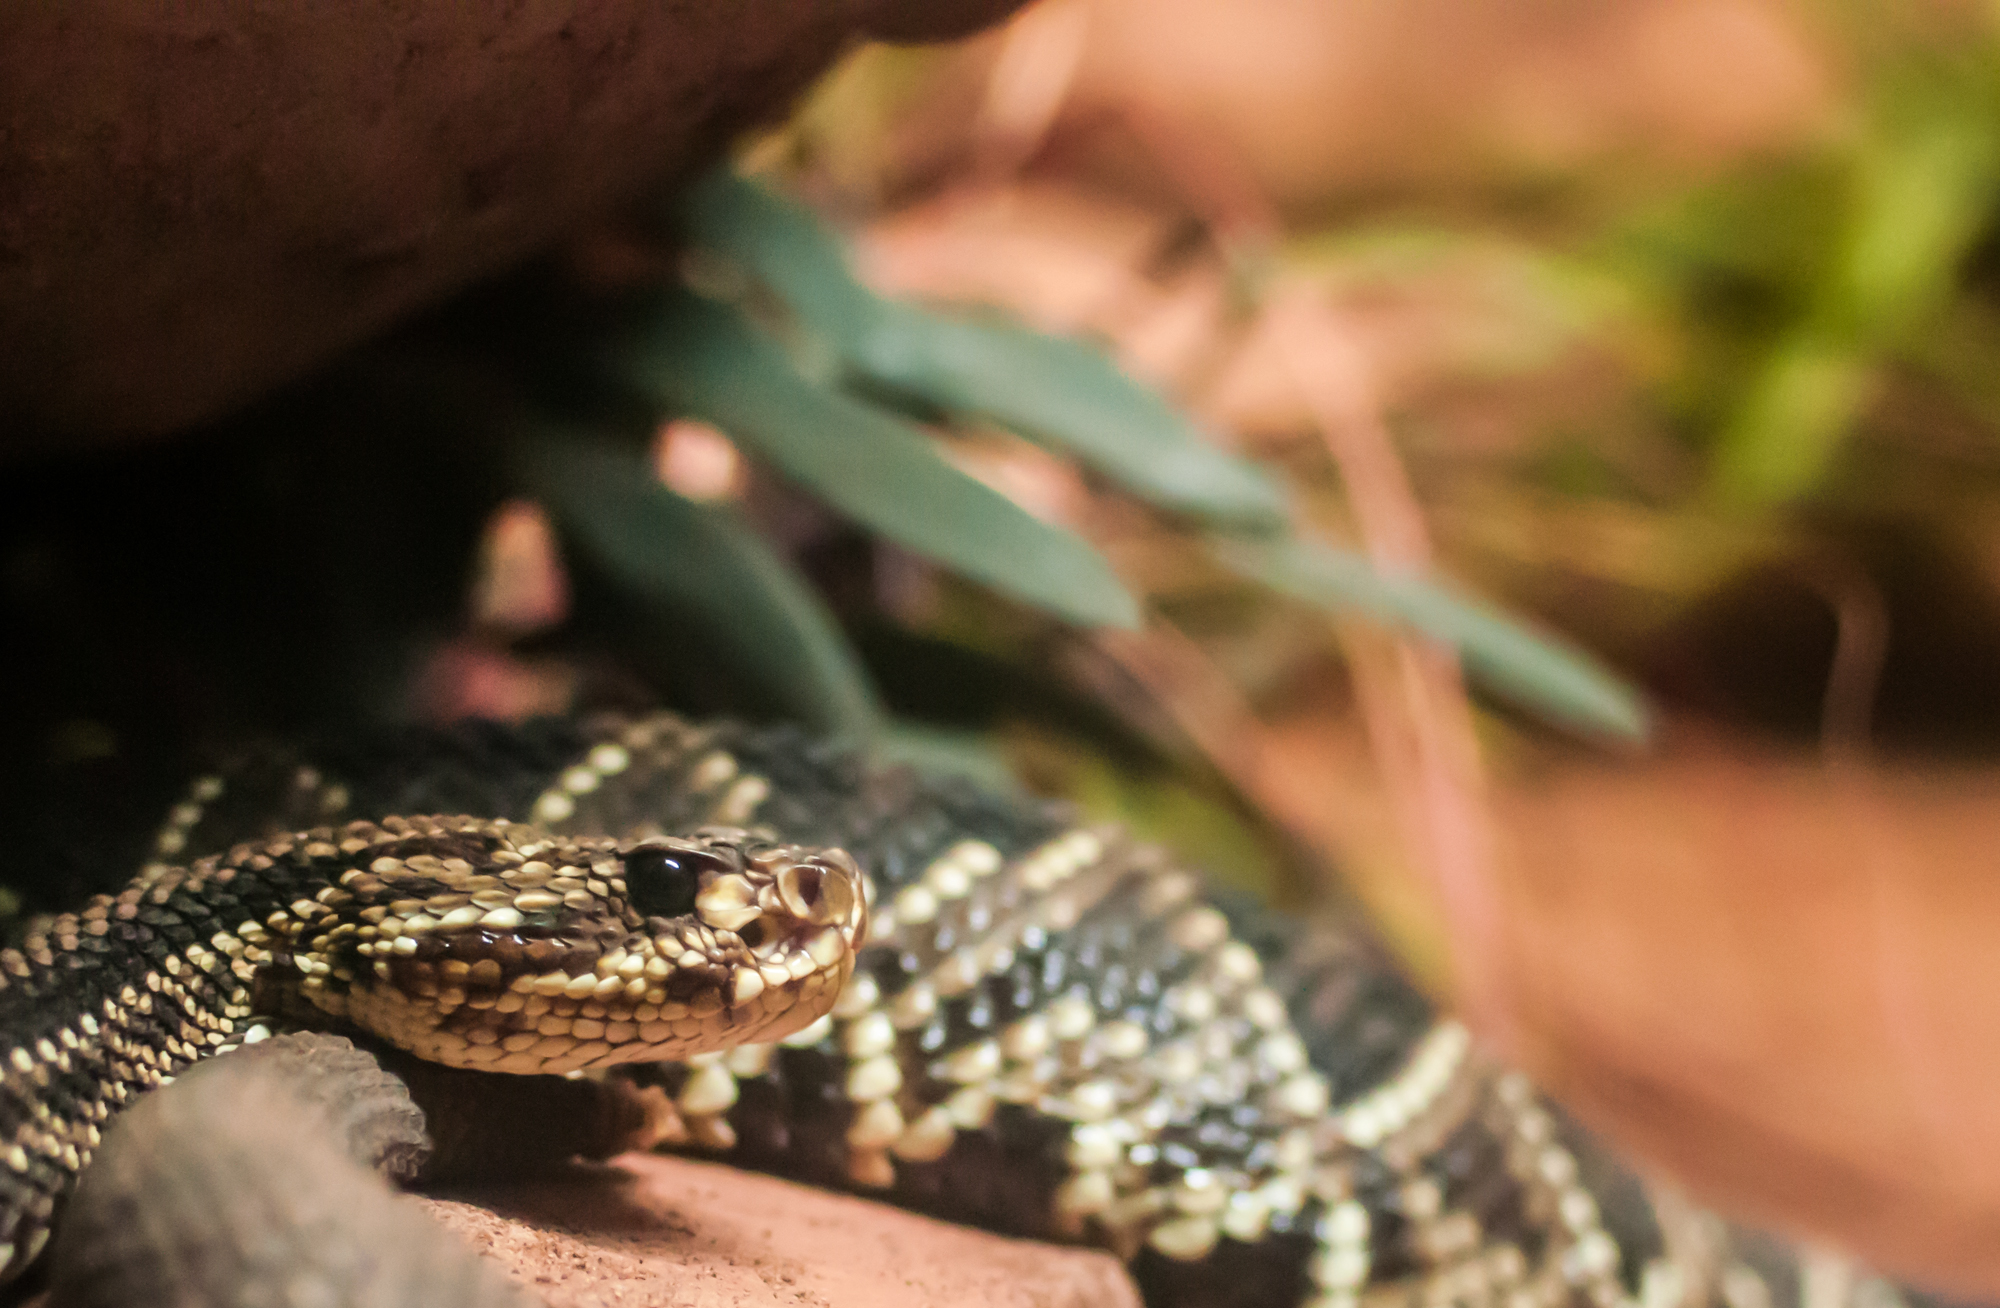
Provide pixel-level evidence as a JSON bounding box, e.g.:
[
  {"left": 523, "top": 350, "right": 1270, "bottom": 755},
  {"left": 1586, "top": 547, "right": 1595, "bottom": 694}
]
[
  {"left": 739, "top": 4, "right": 2000, "bottom": 1288},
  {"left": 11, "top": 0, "right": 2000, "bottom": 1295}
]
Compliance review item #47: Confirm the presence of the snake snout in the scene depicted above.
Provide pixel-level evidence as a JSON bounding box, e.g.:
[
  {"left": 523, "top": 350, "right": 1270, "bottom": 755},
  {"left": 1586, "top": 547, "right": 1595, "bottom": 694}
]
[{"left": 627, "top": 829, "right": 865, "bottom": 938}]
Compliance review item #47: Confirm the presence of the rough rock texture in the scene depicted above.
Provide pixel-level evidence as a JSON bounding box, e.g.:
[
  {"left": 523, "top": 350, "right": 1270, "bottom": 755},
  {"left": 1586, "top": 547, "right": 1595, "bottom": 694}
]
[
  {"left": 424, "top": 1152, "right": 1144, "bottom": 1308},
  {"left": 0, "top": 0, "right": 1026, "bottom": 451},
  {"left": 48, "top": 1038, "right": 536, "bottom": 1308}
]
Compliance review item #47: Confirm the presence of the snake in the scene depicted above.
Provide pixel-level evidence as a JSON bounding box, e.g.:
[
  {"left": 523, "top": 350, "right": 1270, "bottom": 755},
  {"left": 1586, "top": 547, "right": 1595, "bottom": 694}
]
[{"left": 0, "top": 711, "right": 1931, "bottom": 1308}]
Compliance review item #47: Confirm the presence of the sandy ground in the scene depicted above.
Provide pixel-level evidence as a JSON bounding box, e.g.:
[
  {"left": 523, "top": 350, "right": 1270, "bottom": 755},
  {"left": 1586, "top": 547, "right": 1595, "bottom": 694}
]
[{"left": 423, "top": 1153, "right": 1142, "bottom": 1308}]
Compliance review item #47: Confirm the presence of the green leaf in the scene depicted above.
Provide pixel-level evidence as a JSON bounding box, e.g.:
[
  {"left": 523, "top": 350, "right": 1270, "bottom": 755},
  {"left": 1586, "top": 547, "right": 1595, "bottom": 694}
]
[
  {"left": 608, "top": 286, "right": 1142, "bottom": 631},
  {"left": 674, "top": 170, "right": 1288, "bottom": 527},
  {"left": 1217, "top": 537, "right": 1651, "bottom": 743},
  {"left": 677, "top": 168, "right": 879, "bottom": 330},
  {"left": 858, "top": 304, "right": 1289, "bottom": 526},
  {"left": 512, "top": 427, "right": 883, "bottom": 736}
]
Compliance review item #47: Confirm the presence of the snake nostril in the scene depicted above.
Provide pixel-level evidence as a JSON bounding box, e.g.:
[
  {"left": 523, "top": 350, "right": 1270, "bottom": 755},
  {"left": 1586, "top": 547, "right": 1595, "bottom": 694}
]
[
  {"left": 778, "top": 859, "right": 852, "bottom": 925},
  {"left": 785, "top": 863, "right": 821, "bottom": 909}
]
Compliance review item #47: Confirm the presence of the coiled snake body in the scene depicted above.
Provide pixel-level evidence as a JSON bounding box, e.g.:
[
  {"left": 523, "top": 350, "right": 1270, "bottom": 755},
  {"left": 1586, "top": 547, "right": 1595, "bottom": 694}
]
[{"left": 0, "top": 713, "right": 1915, "bottom": 1307}]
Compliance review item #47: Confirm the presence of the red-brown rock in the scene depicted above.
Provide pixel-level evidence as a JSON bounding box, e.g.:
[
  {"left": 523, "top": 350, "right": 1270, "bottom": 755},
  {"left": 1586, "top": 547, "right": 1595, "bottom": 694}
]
[
  {"left": 424, "top": 1151, "right": 1144, "bottom": 1308},
  {"left": 0, "top": 1, "right": 1027, "bottom": 451}
]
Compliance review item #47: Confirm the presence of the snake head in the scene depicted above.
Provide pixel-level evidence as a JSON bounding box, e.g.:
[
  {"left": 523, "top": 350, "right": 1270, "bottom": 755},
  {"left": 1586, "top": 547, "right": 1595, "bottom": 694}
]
[
  {"left": 269, "top": 817, "right": 867, "bottom": 1075},
  {"left": 613, "top": 825, "right": 870, "bottom": 1038}
]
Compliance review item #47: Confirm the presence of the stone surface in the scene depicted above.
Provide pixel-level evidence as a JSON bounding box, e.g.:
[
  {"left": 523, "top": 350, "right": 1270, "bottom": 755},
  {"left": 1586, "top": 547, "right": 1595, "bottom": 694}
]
[
  {"left": 424, "top": 1151, "right": 1144, "bottom": 1308},
  {"left": 0, "top": 1, "right": 1026, "bottom": 450}
]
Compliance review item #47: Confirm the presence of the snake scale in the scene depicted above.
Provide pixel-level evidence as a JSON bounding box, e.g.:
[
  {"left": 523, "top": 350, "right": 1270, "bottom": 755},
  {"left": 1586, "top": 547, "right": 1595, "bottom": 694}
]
[{"left": 0, "top": 711, "right": 1928, "bottom": 1307}]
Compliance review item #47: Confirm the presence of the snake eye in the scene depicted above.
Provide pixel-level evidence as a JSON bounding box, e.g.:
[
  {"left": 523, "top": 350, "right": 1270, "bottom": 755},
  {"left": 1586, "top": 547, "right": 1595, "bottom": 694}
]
[{"left": 622, "top": 844, "right": 731, "bottom": 920}]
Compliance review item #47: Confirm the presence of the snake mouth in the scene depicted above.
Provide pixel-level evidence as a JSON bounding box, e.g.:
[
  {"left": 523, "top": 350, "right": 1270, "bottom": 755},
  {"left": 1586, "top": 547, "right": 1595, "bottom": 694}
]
[{"left": 282, "top": 818, "right": 868, "bottom": 1076}]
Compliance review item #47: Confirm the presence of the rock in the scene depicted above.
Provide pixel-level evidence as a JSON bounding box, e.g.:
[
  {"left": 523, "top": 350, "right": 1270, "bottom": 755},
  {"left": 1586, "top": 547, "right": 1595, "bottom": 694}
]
[
  {"left": 0, "top": 1, "right": 1027, "bottom": 451},
  {"left": 424, "top": 1151, "right": 1145, "bottom": 1308}
]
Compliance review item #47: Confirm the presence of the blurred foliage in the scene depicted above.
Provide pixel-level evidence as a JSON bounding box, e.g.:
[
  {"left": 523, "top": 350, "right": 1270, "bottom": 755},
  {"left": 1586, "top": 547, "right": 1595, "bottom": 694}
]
[
  {"left": 1611, "top": 47, "right": 2000, "bottom": 507},
  {"left": 853, "top": 5, "right": 2000, "bottom": 756},
  {"left": 602, "top": 283, "right": 1142, "bottom": 632},
  {"left": 514, "top": 428, "right": 882, "bottom": 735},
  {"left": 0, "top": 161, "right": 1649, "bottom": 914},
  {"left": 676, "top": 173, "right": 1290, "bottom": 526},
  {"left": 620, "top": 171, "right": 1646, "bottom": 741},
  {"left": 1218, "top": 537, "right": 1647, "bottom": 740},
  {"left": 1189, "top": 9, "right": 2000, "bottom": 752},
  {"left": 31, "top": 0, "right": 2000, "bottom": 918}
]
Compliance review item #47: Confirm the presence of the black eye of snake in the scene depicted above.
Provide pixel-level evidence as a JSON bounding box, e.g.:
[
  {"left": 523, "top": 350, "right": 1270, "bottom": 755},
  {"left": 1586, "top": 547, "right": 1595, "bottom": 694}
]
[{"left": 622, "top": 845, "right": 728, "bottom": 919}]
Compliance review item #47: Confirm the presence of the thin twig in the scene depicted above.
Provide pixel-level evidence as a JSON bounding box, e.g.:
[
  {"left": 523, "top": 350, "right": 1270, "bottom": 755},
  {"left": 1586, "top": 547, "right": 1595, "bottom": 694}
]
[
  {"left": 1088, "top": 618, "right": 1269, "bottom": 805},
  {"left": 1263, "top": 287, "right": 1515, "bottom": 1057},
  {"left": 1790, "top": 555, "right": 1975, "bottom": 1196},
  {"left": 1783, "top": 552, "right": 1887, "bottom": 763}
]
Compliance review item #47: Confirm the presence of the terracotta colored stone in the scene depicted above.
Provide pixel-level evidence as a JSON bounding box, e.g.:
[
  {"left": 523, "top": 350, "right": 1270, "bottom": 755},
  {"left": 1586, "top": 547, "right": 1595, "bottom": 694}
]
[
  {"left": 424, "top": 1151, "right": 1144, "bottom": 1308},
  {"left": 0, "top": 1, "right": 1026, "bottom": 450},
  {"left": 1488, "top": 743, "right": 2000, "bottom": 1297}
]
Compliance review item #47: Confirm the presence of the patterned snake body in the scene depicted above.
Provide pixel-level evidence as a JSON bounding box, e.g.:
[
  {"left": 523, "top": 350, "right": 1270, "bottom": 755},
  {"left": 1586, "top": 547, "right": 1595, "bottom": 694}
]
[{"left": 0, "top": 713, "right": 1911, "bottom": 1308}]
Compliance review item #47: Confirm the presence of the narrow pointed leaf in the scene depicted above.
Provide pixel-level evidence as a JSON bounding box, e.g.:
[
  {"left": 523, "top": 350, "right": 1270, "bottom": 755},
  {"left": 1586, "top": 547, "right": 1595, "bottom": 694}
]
[
  {"left": 1218, "top": 537, "right": 1650, "bottom": 743},
  {"left": 858, "top": 303, "right": 1289, "bottom": 526},
  {"left": 675, "top": 170, "right": 1287, "bottom": 526},
  {"left": 611, "top": 288, "right": 1142, "bottom": 631},
  {"left": 514, "top": 428, "right": 882, "bottom": 736},
  {"left": 677, "top": 167, "right": 881, "bottom": 330}
]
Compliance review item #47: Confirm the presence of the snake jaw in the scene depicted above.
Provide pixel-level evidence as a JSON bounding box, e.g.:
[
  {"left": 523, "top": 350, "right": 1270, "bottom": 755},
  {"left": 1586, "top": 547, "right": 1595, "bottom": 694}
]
[{"left": 264, "top": 818, "right": 866, "bottom": 1075}]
